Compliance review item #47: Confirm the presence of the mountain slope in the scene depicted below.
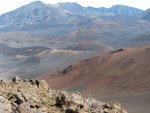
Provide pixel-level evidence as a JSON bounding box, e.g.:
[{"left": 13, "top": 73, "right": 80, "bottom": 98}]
[
  {"left": 0, "top": 78, "right": 127, "bottom": 113},
  {"left": 141, "top": 8, "right": 150, "bottom": 21},
  {"left": 108, "top": 5, "right": 143, "bottom": 16},
  {"left": 37, "top": 45, "right": 150, "bottom": 113},
  {"left": 0, "top": 42, "right": 49, "bottom": 56},
  {"left": 65, "top": 40, "right": 113, "bottom": 51},
  {"left": 0, "top": 1, "right": 143, "bottom": 27},
  {"left": 0, "top": 1, "right": 71, "bottom": 26},
  {"left": 38, "top": 45, "right": 150, "bottom": 95}
]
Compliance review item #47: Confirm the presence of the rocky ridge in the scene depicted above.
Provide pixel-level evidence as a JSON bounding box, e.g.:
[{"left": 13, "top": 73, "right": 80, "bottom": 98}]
[
  {"left": 0, "top": 77, "right": 127, "bottom": 113},
  {"left": 0, "top": 1, "right": 143, "bottom": 27}
]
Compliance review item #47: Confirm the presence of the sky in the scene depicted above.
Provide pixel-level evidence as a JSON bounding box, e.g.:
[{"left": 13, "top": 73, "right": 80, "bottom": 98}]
[{"left": 0, "top": 0, "right": 149, "bottom": 14}]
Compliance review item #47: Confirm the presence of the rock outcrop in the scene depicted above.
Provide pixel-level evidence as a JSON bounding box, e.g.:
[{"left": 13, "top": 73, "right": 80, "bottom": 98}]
[{"left": 0, "top": 78, "right": 127, "bottom": 113}]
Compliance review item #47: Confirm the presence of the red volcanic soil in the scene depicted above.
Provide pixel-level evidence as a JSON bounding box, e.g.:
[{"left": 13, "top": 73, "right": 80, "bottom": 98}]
[
  {"left": 36, "top": 45, "right": 150, "bottom": 113},
  {"left": 36, "top": 45, "right": 150, "bottom": 96}
]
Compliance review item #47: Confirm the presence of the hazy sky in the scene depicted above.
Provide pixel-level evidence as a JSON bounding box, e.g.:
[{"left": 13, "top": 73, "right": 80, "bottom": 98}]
[{"left": 0, "top": 0, "right": 149, "bottom": 14}]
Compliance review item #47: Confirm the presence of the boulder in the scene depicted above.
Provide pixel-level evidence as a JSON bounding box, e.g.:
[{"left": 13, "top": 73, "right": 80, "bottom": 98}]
[
  {"left": 0, "top": 96, "right": 12, "bottom": 113},
  {"left": 56, "top": 91, "right": 89, "bottom": 113},
  {"left": 15, "top": 102, "right": 35, "bottom": 113},
  {"left": 12, "top": 76, "right": 21, "bottom": 83},
  {"left": 9, "top": 92, "right": 25, "bottom": 106},
  {"left": 15, "top": 102, "right": 46, "bottom": 113},
  {"left": 39, "top": 80, "right": 49, "bottom": 89}
]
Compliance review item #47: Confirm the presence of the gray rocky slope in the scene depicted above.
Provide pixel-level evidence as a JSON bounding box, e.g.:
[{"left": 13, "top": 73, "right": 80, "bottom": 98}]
[
  {"left": 0, "top": 1, "right": 143, "bottom": 27},
  {"left": 141, "top": 8, "right": 150, "bottom": 21},
  {"left": 0, "top": 77, "right": 127, "bottom": 113}
]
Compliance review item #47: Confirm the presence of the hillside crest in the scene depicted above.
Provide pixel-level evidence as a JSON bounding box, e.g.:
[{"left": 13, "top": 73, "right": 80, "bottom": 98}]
[{"left": 0, "top": 77, "right": 127, "bottom": 113}]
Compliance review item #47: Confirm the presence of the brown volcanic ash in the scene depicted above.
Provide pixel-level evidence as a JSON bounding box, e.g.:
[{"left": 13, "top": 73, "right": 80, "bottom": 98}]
[{"left": 37, "top": 45, "right": 150, "bottom": 96}]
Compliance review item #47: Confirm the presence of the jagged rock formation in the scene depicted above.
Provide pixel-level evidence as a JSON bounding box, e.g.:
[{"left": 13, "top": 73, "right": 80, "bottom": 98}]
[{"left": 0, "top": 78, "right": 127, "bottom": 113}]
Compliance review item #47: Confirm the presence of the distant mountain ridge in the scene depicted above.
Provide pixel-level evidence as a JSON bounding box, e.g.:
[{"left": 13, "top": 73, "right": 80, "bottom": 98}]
[
  {"left": 0, "top": 1, "right": 144, "bottom": 27},
  {"left": 106, "top": 5, "right": 143, "bottom": 16},
  {"left": 141, "top": 8, "right": 150, "bottom": 21}
]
